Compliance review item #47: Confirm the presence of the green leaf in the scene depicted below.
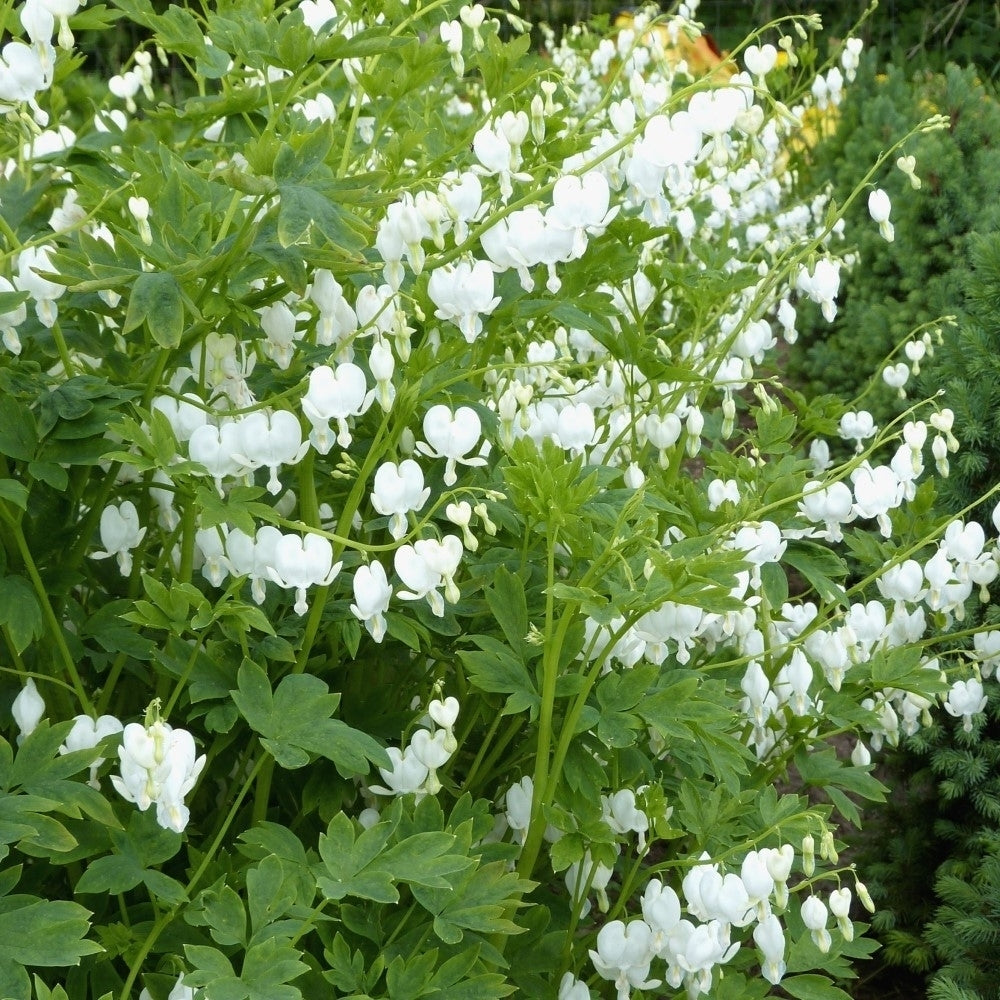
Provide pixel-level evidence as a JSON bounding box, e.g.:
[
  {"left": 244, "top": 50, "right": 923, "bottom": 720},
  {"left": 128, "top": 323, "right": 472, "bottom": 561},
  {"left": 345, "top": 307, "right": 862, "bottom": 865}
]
[
  {"left": 458, "top": 636, "right": 540, "bottom": 716},
  {"left": 0, "top": 959, "right": 28, "bottom": 1000},
  {"left": 781, "top": 974, "right": 852, "bottom": 1000},
  {"left": 0, "top": 290, "right": 29, "bottom": 315},
  {"left": 76, "top": 809, "right": 184, "bottom": 903},
  {"left": 240, "top": 938, "right": 308, "bottom": 1000},
  {"left": 485, "top": 566, "right": 531, "bottom": 662},
  {"left": 276, "top": 183, "right": 367, "bottom": 254},
  {"left": 385, "top": 951, "right": 438, "bottom": 1000},
  {"left": 0, "top": 898, "right": 101, "bottom": 967},
  {"left": 26, "top": 462, "right": 67, "bottom": 491},
  {"left": 0, "top": 397, "right": 37, "bottom": 462},
  {"left": 869, "top": 644, "right": 947, "bottom": 695},
  {"left": 122, "top": 271, "right": 184, "bottom": 349},
  {"left": 0, "top": 480, "right": 29, "bottom": 511},
  {"left": 32, "top": 975, "right": 70, "bottom": 1000},
  {"left": 183, "top": 944, "right": 244, "bottom": 1000},
  {"left": 273, "top": 124, "right": 334, "bottom": 185},
  {"left": 231, "top": 660, "right": 387, "bottom": 775},
  {"left": 199, "top": 882, "right": 246, "bottom": 947},
  {"left": 783, "top": 542, "right": 848, "bottom": 607},
  {"left": 760, "top": 561, "right": 789, "bottom": 610},
  {"left": 0, "top": 576, "right": 43, "bottom": 655},
  {"left": 317, "top": 811, "right": 472, "bottom": 910},
  {"left": 246, "top": 855, "right": 297, "bottom": 935}
]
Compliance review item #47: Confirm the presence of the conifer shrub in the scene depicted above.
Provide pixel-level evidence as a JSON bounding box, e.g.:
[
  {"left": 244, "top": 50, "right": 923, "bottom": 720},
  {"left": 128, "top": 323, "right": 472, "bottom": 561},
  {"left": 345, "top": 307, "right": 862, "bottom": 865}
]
[
  {"left": 788, "top": 60, "right": 1000, "bottom": 425},
  {"left": 928, "top": 233, "right": 1000, "bottom": 523}
]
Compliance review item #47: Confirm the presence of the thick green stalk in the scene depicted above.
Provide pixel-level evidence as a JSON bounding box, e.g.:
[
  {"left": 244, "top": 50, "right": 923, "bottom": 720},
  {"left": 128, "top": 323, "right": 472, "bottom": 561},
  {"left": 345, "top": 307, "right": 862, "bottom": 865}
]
[{"left": 516, "top": 527, "right": 568, "bottom": 882}]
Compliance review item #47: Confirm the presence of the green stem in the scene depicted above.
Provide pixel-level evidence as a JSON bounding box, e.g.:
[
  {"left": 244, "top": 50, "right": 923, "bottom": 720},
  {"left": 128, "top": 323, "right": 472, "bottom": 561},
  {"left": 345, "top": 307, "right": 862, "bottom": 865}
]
[
  {"left": 459, "top": 705, "right": 502, "bottom": 794},
  {"left": 95, "top": 651, "right": 129, "bottom": 717},
  {"left": 517, "top": 527, "right": 563, "bottom": 882},
  {"left": 177, "top": 499, "right": 197, "bottom": 585},
  {"left": 0, "top": 208, "right": 19, "bottom": 248},
  {"left": 50, "top": 320, "right": 77, "bottom": 378},
  {"left": 66, "top": 462, "right": 123, "bottom": 569},
  {"left": 465, "top": 713, "right": 525, "bottom": 798}
]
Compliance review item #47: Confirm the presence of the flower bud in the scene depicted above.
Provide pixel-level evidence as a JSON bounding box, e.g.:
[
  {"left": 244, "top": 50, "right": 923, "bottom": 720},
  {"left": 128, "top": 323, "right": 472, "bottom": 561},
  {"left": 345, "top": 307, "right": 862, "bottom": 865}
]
[
  {"left": 820, "top": 828, "right": 838, "bottom": 864},
  {"left": 829, "top": 887, "right": 854, "bottom": 940},
  {"left": 856, "top": 879, "right": 876, "bottom": 913},
  {"left": 12, "top": 679, "right": 45, "bottom": 744},
  {"left": 802, "top": 834, "right": 815, "bottom": 876}
]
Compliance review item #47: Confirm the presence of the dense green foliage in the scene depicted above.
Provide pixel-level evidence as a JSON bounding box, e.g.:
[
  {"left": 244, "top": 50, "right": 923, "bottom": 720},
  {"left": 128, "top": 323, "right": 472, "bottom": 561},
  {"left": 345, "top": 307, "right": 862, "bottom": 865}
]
[{"left": 788, "top": 59, "right": 1000, "bottom": 425}]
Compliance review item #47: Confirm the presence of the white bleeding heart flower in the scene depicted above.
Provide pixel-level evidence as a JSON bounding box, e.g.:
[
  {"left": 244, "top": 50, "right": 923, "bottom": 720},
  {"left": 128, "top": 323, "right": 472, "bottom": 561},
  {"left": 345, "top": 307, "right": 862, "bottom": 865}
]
[
  {"left": 189, "top": 422, "right": 246, "bottom": 493},
  {"left": 414, "top": 535, "right": 464, "bottom": 605},
  {"left": 427, "top": 260, "right": 501, "bottom": 344},
  {"left": 547, "top": 171, "right": 619, "bottom": 257},
  {"left": 394, "top": 543, "right": 445, "bottom": 617},
  {"left": 112, "top": 718, "right": 206, "bottom": 833},
  {"left": 428, "top": 696, "right": 459, "bottom": 732},
  {"left": 226, "top": 525, "right": 283, "bottom": 605},
  {"left": 416, "top": 404, "right": 487, "bottom": 486},
  {"left": 753, "top": 914, "right": 786, "bottom": 984},
  {"left": 195, "top": 524, "right": 230, "bottom": 587},
  {"left": 12, "top": 678, "right": 45, "bottom": 744},
  {"left": 349, "top": 561, "right": 392, "bottom": 642},
  {"left": 369, "top": 745, "right": 429, "bottom": 797},
  {"left": 232, "top": 410, "right": 309, "bottom": 496},
  {"left": 91, "top": 501, "right": 147, "bottom": 575},
  {"left": 409, "top": 727, "right": 451, "bottom": 770},
  {"left": 588, "top": 919, "right": 660, "bottom": 999},
  {"left": 744, "top": 43, "right": 777, "bottom": 78},
  {"left": 267, "top": 533, "right": 343, "bottom": 615},
  {"left": 59, "top": 714, "right": 125, "bottom": 788},
  {"left": 801, "top": 895, "right": 831, "bottom": 953},
  {"left": 944, "top": 677, "right": 987, "bottom": 732},
  {"left": 308, "top": 270, "right": 358, "bottom": 348},
  {"left": 867, "top": 188, "right": 894, "bottom": 242},
  {"left": 301, "top": 362, "right": 373, "bottom": 453},
  {"left": 371, "top": 459, "right": 430, "bottom": 540}
]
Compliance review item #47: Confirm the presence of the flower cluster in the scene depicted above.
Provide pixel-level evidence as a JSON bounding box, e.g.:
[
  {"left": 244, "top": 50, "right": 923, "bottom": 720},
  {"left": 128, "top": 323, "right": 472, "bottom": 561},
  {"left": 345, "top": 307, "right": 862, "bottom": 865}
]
[{"left": 1, "top": 0, "right": 996, "bottom": 996}]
